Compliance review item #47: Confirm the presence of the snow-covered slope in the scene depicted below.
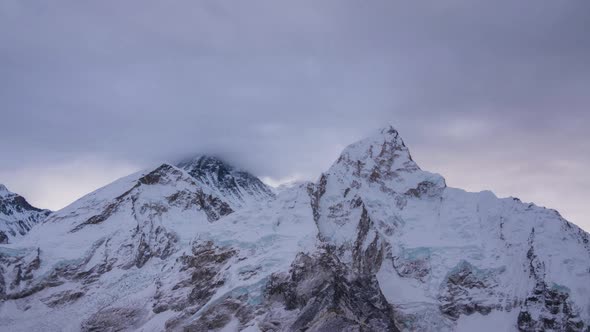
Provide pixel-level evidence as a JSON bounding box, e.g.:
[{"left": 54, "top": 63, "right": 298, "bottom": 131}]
[
  {"left": 0, "top": 126, "right": 588, "bottom": 332},
  {"left": 0, "top": 184, "right": 51, "bottom": 244},
  {"left": 177, "top": 155, "right": 275, "bottom": 209}
]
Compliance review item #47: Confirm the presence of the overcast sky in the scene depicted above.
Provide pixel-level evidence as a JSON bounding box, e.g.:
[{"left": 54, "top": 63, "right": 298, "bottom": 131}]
[{"left": 1, "top": 1, "right": 588, "bottom": 230}]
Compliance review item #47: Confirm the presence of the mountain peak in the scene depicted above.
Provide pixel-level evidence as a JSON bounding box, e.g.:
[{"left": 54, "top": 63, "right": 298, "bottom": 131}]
[
  {"left": 377, "top": 124, "right": 400, "bottom": 136},
  {"left": 321, "top": 124, "right": 445, "bottom": 203},
  {"left": 0, "top": 185, "right": 51, "bottom": 243},
  {"left": 0, "top": 184, "right": 11, "bottom": 197},
  {"left": 331, "top": 125, "right": 417, "bottom": 175},
  {"left": 339, "top": 125, "right": 408, "bottom": 162},
  {"left": 176, "top": 155, "right": 243, "bottom": 182},
  {"left": 176, "top": 154, "right": 275, "bottom": 209},
  {"left": 373, "top": 124, "right": 405, "bottom": 149}
]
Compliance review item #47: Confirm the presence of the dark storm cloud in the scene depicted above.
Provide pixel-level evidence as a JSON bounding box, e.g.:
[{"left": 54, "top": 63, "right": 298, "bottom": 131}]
[{"left": 0, "top": 1, "right": 588, "bottom": 227}]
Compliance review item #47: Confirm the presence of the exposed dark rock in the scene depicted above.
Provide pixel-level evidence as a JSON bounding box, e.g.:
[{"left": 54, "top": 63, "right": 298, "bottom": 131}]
[
  {"left": 517, "top": 282, "right": 586, "bottom": 332},
  {"left": 154, "top": 241, "right": 237, "bottom": 329},
  {"left": 391, "top": 250, "right": 431, "bottom": 282},
  {"left": 81, "top": 307, "right": 147, "bottom": 332},
  {"left": 517, "top": 232, "right": 587, "bottom": 331},
  {"left": 133, "top": 226, "right": 178, "bottom": 268},
  {"left": 139, "top": 164, "right": 181, "bottom": 185},
  {"left": 181, "top": 296, "right": 254, "bottom": 332},
  {"left": 41, "top": 290, "right": 85, "bottom": 308},
  {"left": 0, "top": 239, "right": 111, "bottom": 300},
  {"left": 0, "top": 194, "right": 46, "bottom": 215},
  {"left": 352, "top": 204, "right": 386, "bottom": 276},
  {"left": 438, "top": 260, "right": 502, "bottom": 320},
  {"left": 166, "top": 190, "right": 233, "bottom": 222},
  {"left": 405, "top": 180, "right": 445, "bottom": 198},
  {"left": 135, "top": 234, "right": 153, "bottom": 268},
  {"left": 264, "top": 248, "right": 400, "bottom": 332},
  {"left": 8, "top": 248, "right": 41, "bottom": 290},
  {"left": 308, "top": 174, "right": 327, "bottom": 225},
  {"left": 70, "top": 201, "right": 120, "bottom": 233}
]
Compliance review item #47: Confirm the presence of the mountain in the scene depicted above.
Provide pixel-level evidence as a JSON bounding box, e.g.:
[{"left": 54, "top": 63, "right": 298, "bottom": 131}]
[
  {"left": 0, "top": 184, "right": 51, "bottom": 244},
  {"left": 0, "top": 127, "right": 588, "bottom": 332},
  {"left": 177, "top": 155, "right": 275, "bottom": 209},
  {"left": 309, "top": 127, "right": 590, "bottom": 331}
]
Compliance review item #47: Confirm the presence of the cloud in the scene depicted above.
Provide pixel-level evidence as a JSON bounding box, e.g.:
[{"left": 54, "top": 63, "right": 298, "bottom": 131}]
[{"left": 0, "top": 0, "right": 588, "bottom": 229}]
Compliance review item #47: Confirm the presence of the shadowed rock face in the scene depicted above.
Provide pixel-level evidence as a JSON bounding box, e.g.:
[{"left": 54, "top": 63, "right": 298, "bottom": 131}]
[
  {"left": 0, "top": 184, "right": 51, "bottom": 243},
  {"left": 264, "top": 248, "right": 399, "bottom": 332},
  {"left": 516, "top": 230, "right": 587, "bottom": 332},
  {"left": 81, "top": 307, "right": 148, "bottom": 332},
  {"left": 0, "top": 240, "right": 111, "bottom": 301},
  {"left": 153, "top": 241, "right": 237, "bottom": 318},
  {"left": 0, "top": 247, "right": 52, "bottom": 302},
  {"left": 438, "top": 261, "right": 504, "bottom": 320},
  {"left": 41, "top": 290, "right": 85, "bottom": 308},
  {"left": 182, "top": 296, "right": 255, "bottom": 332},
  {"left": 517, "top": 283, "right": 586, "bottom": 332}
]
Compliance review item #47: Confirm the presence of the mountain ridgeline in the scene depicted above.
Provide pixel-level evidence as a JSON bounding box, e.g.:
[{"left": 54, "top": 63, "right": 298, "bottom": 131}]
[{"left": 0, "top": 126, "right": 588, "bottom": 332}]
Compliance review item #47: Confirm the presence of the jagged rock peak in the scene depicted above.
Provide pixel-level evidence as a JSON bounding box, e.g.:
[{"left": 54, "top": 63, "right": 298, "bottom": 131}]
[
  {"left": 325, "top": 124, "right": 442, "bottom": 193},
  {"left": 0, "top": 184, "right": 11, "bottom": 196},
  {"left": 176, "top": 155, "right": 275, "bottom": 209},
  {"left": 0, "top": 185, "right": 49, "bottom": 216},
  {"left": 335, "top": 124, "right": 413, "bottom": 168},
  {"left": 310, "top": 125, "right": 446, "bottom": 236},
  {"left": 0, "top": 185, "right": 51, "bottom": 244}
]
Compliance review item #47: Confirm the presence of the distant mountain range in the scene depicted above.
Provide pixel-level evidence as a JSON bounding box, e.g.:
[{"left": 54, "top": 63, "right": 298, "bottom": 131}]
[{"left": 1, "top": 126, "right": 588, "bottom": 331}]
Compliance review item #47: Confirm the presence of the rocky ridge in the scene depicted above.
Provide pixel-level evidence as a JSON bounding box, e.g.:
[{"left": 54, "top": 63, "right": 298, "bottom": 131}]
[{"left": 0, "top": 126, "right": 588, "bottom": 332}]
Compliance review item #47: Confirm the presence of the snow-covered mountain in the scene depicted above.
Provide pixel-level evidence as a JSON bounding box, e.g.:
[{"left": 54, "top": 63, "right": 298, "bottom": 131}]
[
  {"left": 0, "top": 127, "right": 588, "bottom": 332},
  {"left": 0, "top": 184, "right": 51, "bottom": 244}
]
